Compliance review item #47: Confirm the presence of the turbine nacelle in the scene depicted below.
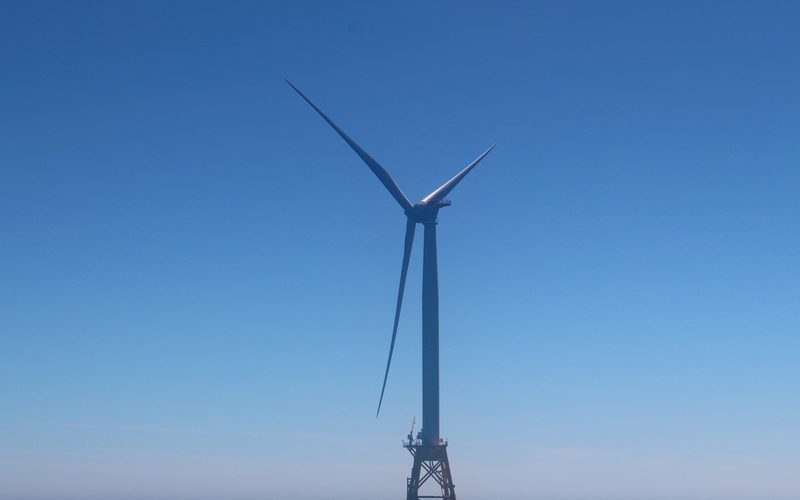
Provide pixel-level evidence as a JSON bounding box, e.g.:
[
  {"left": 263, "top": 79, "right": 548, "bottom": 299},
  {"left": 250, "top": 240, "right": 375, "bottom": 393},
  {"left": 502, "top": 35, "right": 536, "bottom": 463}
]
[{"left": 407, "top": 199, "right": 451, "bottom": 224}]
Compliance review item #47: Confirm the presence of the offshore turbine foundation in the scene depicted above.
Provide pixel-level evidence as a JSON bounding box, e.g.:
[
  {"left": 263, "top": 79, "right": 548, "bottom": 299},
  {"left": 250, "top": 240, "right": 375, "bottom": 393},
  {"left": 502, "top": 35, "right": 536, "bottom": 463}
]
[{"left": 404, "top": 426, "right": 455, "bottom": 500}]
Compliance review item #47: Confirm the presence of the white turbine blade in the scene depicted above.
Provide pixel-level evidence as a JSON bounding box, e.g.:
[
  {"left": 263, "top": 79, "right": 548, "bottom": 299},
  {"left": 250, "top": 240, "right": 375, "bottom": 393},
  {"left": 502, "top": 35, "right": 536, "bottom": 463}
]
[
  {"left": 377, "top": 216, "right": 416, "bottom": 417},
  {"left": 421, "top": 144, "right": 495, "bottom": 204},
  {"left": 287, "top": 80, "right": 414, "bottom": 212}
]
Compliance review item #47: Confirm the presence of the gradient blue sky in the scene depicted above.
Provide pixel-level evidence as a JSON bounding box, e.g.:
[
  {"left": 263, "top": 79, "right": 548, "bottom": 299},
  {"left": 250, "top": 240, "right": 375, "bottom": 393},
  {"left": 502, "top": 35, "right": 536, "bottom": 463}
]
[{"left": 2, "top": 1, "right": 799, "bottom": 499}]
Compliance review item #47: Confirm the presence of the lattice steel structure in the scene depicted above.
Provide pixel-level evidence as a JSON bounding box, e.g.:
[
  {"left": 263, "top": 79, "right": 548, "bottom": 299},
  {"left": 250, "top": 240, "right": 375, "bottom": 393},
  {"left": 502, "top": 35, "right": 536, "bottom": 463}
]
[{"left": 405, "top": 438, "right": 456, "bottom": 500}]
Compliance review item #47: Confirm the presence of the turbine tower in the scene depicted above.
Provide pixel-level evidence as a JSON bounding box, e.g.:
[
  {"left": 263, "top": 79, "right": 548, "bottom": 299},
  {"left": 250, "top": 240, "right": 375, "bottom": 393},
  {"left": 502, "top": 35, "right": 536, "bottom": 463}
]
[{"left": 288, "top": 81, "right": 493, "bottom": 500}]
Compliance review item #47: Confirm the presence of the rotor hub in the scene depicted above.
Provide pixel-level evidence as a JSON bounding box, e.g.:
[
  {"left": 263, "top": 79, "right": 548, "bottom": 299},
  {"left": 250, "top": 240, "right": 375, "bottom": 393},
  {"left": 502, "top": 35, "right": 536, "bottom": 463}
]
[{"left": 408, "top": 199, "right": 450, "bottom": 224}]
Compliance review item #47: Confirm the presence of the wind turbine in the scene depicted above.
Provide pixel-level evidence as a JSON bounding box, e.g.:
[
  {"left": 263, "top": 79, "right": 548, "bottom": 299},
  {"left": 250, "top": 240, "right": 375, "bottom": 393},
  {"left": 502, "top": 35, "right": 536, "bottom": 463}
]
[{"left": 288, "top": 80, "right": 493, "bottom": 500}]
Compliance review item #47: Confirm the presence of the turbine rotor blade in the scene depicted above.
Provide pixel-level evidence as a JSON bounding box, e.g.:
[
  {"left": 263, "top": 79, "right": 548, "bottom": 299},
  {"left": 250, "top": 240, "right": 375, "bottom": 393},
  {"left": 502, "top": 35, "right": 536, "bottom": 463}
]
[
  {"left": 421, "top": 144, "right": 495, "bottom": 204},
  {"left": 286, "top": 80, "right": 414, "bottom": 212},
  {"left": 377, "top": 216, "right": 416, "bottom": 417}
]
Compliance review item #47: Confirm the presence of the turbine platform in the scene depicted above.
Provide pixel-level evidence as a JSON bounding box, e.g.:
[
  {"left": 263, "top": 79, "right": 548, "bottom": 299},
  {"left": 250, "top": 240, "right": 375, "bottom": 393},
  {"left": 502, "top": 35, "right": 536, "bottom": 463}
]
[{"left": 404, "top": 437, "right": 456, "bottom": 500}]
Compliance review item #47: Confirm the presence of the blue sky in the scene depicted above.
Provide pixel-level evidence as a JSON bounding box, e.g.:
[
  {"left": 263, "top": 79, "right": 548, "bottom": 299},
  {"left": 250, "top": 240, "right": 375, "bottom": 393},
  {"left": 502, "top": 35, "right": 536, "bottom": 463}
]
[{"left": 1, "top": 1, "right": 799, "bottom": 498}]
